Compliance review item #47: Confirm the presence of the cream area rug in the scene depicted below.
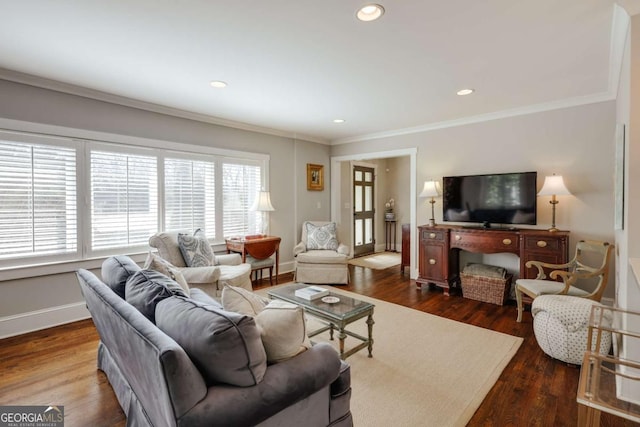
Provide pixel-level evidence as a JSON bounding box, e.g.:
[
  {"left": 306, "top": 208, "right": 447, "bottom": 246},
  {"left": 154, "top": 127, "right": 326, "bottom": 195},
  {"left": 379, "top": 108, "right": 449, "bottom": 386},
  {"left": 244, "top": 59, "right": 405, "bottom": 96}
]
[
  {"left": 259, "top": 285, "right": 523, "bottom": 427},
  {"left": 348, "top": 251, "right": 401, "bottom": 270}
]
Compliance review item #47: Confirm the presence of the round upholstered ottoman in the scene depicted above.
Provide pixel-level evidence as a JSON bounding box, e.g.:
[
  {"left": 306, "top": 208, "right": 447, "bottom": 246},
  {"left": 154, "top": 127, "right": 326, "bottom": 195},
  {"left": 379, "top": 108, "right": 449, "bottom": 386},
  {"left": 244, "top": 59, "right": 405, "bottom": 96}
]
[{"left": 531, "top": 295, "right": 611, "bottom": 365}]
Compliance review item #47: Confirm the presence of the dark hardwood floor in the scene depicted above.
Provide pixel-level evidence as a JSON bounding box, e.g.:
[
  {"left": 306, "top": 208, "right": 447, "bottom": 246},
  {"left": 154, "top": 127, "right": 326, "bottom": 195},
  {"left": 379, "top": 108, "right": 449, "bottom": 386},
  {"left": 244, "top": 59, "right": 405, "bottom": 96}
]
[{"left": 0, "top": 263, "right": 635, "bottom": 426}]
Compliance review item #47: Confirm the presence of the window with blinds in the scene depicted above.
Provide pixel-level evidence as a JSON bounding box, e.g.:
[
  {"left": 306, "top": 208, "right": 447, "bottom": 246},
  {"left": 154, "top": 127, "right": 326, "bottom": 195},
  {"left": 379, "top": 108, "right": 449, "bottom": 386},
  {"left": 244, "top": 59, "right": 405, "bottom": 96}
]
[
  {"left": 164, "top": 158, "right": 215, "bottom": 237},
  {"left": 222, "top": 162, "right": 261, "bottom": 237},
  {"left": 90, "top": 150, "right": 158, "bottom": 251},
  {"left": 0, "top": 130, "right": 268, "bottom": 268},
  {"left": 0, "top": 140, "right": 77, "bottom": 260}
]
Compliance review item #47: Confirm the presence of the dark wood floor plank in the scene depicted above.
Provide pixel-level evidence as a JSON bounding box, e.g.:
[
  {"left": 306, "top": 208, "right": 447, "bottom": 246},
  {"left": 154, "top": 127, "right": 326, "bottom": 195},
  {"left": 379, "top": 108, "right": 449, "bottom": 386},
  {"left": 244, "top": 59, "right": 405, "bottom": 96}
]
[{"left": 0, "top": 264, "right": 636, "bottom": 426}]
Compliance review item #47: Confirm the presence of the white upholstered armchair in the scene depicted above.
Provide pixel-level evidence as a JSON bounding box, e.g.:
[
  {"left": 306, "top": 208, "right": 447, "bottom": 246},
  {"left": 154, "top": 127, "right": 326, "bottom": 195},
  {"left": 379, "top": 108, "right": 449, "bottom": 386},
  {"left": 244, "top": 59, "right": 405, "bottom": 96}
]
[
  {"left": 149, "top": 231, "right": 252, "bottom": 297},
  {"left": 293, "top": 221, "right": 350, "bottom": 285}
]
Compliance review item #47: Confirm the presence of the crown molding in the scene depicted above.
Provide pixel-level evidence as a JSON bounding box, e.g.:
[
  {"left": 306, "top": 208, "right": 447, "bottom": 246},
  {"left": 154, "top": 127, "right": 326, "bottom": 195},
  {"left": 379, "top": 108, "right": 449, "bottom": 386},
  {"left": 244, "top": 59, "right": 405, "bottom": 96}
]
[
  {"left": 0, "top": 68, "right": 329, "bottom": 145},
  {"left": 331, "top": 91, "right": 615, "bottom": 145}
]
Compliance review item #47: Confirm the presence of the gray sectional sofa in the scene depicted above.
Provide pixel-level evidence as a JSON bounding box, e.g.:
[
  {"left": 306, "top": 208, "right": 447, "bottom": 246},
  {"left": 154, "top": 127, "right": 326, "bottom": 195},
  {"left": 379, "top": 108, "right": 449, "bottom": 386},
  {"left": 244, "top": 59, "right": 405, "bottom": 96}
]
[{"left": 76, "top": 256, "right": 352, "bottom": 427}]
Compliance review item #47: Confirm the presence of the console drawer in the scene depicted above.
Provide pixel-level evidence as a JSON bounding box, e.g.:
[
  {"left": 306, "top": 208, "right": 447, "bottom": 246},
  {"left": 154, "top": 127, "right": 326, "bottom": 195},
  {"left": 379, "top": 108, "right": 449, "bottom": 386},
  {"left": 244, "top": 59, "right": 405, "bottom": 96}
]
[
  {"left": 450, "top": 231, "right": 519, "bottom": 254},
  {"left": 421, "top": 229, "right": 445, "bottom": 242},
  {"left": 523, "top": 236, "right": 562, "bottom": 252}
]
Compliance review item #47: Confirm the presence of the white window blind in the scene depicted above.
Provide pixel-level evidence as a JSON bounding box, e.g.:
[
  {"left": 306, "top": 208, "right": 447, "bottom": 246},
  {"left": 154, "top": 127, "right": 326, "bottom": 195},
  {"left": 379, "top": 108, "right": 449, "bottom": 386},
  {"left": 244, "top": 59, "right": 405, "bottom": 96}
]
[
  {"left": 222, "top": 162, "right": 261, "bottom": 237},
  {"left": 164, "top": 158, "right": 215, "bottom": 237},
  {"left": 0, "top": 140, "right": 77, "bottom": 260},
  {"left": 90, "top": 150, "right": 157, "bottom": 250}
]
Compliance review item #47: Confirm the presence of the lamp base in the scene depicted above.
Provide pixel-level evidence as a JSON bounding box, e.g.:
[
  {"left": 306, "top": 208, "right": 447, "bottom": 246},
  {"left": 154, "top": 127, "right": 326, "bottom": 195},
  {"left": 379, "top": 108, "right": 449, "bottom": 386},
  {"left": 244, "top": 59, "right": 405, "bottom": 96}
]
[
  {"left": 548, "top": 227, "right": 559, "bottom": 233},
  {"left": 428, "top": 218, "right": 436, "bottom": 227}
]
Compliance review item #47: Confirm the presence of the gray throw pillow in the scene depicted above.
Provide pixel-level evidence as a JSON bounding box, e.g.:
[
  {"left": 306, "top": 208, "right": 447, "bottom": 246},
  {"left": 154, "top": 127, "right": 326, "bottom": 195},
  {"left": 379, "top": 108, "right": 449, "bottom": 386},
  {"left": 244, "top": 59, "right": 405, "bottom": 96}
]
[
  {"left": 101, "top": 255, "right": 141, "bottom": 299},
  {"left": 305, "top": 222, "right": 339, "bottom": 250},
  {"left": 156, "top": 296, "right": 267, "bottom": 387},
  {"left": 125, "top": 269, "right": 188, "bottom": 323},
  {"left": 178, "top": 229, "right": 216, "bottom": 267}
]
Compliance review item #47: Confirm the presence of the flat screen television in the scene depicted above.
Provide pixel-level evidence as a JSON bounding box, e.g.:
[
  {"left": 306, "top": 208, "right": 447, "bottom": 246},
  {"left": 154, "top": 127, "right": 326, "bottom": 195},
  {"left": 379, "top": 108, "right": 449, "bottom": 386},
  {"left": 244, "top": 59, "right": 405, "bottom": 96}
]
[{"left": 442, "top": 171, "right": 537, "bottom": 227}]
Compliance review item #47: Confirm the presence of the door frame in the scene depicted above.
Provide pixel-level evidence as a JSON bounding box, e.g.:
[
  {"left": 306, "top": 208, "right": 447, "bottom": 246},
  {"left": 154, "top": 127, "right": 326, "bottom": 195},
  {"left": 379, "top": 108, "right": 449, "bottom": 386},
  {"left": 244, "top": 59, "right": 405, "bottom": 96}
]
[{"left": 331, "top": 148, "right": 418, "bottom": 279}]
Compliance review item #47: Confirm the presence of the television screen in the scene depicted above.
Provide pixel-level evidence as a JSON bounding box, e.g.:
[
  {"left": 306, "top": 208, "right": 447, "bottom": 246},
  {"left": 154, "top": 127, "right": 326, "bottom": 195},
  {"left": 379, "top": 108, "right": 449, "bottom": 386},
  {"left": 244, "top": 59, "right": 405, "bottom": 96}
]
[{"left": 442, "top": 172, "right": 537, "bottom": 227}]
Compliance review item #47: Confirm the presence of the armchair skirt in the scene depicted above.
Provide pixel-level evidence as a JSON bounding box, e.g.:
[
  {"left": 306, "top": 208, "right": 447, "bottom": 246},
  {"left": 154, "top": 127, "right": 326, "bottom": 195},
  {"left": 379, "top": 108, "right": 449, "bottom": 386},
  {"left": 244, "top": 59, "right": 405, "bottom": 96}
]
[{"left": 295, "top": 251, "right": 349, "bottom": 285}]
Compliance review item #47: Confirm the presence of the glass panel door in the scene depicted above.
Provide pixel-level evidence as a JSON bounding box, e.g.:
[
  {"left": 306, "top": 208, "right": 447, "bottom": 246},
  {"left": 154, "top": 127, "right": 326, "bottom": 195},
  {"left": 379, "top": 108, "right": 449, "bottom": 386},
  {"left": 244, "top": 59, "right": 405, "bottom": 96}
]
[{"left": 353, "top": 165, "right": 375, "bottom": 257}]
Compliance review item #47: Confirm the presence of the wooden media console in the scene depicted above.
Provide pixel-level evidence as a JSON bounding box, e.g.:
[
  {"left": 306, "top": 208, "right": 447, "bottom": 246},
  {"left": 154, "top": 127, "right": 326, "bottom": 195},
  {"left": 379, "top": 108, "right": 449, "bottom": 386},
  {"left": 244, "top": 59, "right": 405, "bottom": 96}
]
[{"left": 417, "top": 225, "right": 569, "bottom": 296}]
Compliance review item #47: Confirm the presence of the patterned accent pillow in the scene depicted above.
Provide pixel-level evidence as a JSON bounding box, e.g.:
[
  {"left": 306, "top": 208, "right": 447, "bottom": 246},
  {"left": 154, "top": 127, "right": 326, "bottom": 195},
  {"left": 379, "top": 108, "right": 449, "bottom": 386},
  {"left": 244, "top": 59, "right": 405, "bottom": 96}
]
[
  {"left": 178, "top": 229, "right": 215, "bottom": 267},
  {"left": 305, "top": 222, "right": 339, "bottom": 250}
]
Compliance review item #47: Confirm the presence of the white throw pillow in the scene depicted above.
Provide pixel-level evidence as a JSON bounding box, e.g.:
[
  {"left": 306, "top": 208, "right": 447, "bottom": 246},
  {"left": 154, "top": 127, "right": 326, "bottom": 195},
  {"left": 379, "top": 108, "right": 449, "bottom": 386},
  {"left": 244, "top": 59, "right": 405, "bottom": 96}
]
[
  {"left": 143, "top": 251, "right": 190, "bottom": 293},
  {"left": 221, "top": 285, "right": 269, "bottom": 316},
  {"left": 255, "top": 300, "right": 311, "bottom": 363},
  {"left": 305, "top": 222, "right": 339, "bottom": 250}
]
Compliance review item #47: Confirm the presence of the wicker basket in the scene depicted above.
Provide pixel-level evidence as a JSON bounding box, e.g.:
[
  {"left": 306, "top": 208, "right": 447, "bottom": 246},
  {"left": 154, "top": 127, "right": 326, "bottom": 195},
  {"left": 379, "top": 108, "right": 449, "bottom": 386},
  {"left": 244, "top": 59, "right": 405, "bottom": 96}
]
[{"left": 460, "top": 272, "right": 513, "bottom": 306}]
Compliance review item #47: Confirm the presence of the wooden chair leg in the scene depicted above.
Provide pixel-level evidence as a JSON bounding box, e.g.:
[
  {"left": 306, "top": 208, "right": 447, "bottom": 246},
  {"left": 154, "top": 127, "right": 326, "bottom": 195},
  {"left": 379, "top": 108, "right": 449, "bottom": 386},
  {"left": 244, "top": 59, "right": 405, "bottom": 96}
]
[
  {"left": 269, "top": 266, "right": 273, "bottom": 286},
  {"left": 516, "top": 285, "right": 524, "bottom": 322}
]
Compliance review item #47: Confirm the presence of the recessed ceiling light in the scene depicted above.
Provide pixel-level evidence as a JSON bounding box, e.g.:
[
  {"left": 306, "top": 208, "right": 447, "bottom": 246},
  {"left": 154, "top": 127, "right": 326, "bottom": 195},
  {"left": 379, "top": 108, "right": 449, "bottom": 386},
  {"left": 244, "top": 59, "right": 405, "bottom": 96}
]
[
  {"left": 357, "top": 4, "right": 385, "bottom": 22},
  {"left": 333, "top": 119, "right": 346, "bottom": 123},
  {"left": 457, "top": 88, "right": 474, "bottom": 96},
  {"left": 210, "top": 81, "right": 227, "bottom": 88}
]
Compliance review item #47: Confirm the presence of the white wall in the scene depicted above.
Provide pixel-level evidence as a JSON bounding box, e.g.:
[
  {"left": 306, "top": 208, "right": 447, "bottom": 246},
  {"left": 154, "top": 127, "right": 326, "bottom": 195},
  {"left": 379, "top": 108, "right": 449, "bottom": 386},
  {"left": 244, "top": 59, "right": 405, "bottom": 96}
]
[
  {"left": 0, "top": 79, "right": 332, "bottom": 337},
  {"left": 612, "top": 11, "right": 640, "bottom": 404},
  {"left": 331, "top": 101, "right": 618, "bottom": 293}
]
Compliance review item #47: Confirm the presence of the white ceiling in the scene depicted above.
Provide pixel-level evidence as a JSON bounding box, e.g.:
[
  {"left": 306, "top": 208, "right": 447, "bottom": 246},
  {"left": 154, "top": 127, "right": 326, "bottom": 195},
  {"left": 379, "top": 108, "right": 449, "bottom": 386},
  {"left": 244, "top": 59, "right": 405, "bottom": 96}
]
[{"left": 0, "top": 1, "right": 635, "bottom": 144}]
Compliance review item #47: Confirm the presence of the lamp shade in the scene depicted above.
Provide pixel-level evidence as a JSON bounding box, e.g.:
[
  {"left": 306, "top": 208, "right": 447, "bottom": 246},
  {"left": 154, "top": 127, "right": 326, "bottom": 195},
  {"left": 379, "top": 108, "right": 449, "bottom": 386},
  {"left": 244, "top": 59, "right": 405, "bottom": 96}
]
[
  {"left": 419, "top": 180, "right": 440, "bottom": 198},
  {"left": 538, "top": 175, "right": 571, "bottom": 196},
  {"left": 250, "top": 191, "right": 275, "bottom": 211}
]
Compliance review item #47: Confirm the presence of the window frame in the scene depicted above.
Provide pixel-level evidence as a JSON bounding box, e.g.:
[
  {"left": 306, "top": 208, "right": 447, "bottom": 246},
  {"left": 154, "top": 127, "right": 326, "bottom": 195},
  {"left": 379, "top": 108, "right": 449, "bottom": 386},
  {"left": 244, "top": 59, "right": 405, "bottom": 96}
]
[
  {"left": 0, "top": 125, "right": 271, "bottom": 273},
  {"left": 0, "top": 130, "right": 82, "bottom": 268}
]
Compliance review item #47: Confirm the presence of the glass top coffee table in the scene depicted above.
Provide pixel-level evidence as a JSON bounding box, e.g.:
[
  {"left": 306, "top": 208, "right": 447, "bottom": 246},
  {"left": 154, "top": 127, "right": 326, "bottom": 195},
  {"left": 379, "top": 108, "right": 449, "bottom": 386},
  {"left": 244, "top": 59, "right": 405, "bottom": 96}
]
[{"left": 268, "top": 283, "right": 374, "bottom": 359}]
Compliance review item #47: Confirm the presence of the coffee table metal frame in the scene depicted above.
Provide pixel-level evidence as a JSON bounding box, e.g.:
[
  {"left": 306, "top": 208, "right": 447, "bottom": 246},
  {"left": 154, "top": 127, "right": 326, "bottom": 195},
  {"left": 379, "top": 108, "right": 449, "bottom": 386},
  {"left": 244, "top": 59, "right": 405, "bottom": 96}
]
[{"left": 268, "top": 283, "right": 374, "bottom": 359}]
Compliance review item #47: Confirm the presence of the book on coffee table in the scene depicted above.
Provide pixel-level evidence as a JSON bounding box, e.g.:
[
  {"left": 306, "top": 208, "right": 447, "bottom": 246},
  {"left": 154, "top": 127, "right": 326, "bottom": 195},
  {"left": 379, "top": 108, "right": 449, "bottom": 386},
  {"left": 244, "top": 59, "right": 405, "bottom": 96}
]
[{"left": 294, "top": 285, "right": 329, "bottom": 300}]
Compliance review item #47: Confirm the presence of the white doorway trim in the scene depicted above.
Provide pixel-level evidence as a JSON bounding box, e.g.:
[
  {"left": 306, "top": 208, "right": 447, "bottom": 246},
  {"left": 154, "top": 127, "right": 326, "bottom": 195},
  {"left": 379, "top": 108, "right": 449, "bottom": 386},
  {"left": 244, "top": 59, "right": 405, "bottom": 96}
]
[{"left": 331, "top": 148, "right": 418, "bottom": 279}]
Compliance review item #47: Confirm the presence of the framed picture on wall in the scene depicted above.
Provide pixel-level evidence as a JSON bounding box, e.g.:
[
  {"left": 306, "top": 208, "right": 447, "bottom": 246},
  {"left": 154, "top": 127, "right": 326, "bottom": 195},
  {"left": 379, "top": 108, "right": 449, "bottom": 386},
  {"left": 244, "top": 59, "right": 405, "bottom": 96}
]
[{"left": 307, "top": 163, "right": 324, "bottom": 191}]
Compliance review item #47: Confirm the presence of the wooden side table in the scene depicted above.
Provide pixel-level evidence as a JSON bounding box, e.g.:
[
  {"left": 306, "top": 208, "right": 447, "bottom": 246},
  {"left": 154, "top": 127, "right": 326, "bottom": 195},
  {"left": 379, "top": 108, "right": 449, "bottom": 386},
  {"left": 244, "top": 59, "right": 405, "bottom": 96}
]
[
  {"left": 225, "top": 235, "right": 281, "bottom": 284},
  {"left": 385, "top": 220, "right": 397, "bottom": 252}
]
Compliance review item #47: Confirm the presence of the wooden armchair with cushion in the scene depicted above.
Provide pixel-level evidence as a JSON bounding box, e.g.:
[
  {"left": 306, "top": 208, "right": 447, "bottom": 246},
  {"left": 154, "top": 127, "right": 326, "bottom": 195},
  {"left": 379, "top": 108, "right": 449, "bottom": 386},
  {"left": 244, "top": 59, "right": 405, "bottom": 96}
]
[
  {"left": 149, "top": 230, "right": 252, "bottom": 297},
  {"left": 293, "top": 221, "right": 350, "bottom": 285},
  {"left": 515, "top": 240, "right": 614, "bottom": 322}
]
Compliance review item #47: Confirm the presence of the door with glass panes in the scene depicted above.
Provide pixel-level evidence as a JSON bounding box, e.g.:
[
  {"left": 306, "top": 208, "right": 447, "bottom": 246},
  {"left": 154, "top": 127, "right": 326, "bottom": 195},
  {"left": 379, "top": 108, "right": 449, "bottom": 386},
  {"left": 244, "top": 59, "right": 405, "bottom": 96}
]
[{"left": 353, "top": 165, "right": 375, "bottom": 257}]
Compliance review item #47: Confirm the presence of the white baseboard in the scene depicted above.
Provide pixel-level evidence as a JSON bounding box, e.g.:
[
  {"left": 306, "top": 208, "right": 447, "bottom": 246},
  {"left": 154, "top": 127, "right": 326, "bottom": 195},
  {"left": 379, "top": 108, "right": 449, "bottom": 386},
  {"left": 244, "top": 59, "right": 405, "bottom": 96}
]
[
  {"left": 278, "top": 261, "right": 294, "bottom": 275},
  {"left": 0, "top": 301, "right": 90, "bottom": 339}
]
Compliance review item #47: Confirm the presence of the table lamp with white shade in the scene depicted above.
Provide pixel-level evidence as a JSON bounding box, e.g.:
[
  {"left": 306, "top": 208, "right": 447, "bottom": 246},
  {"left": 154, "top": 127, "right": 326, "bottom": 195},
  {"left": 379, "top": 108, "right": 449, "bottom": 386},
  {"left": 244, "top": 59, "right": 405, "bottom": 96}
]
[
  {"left": 419, "top": 180, "right": 441, "bottom": 227},
  {"left": 250, "top": 190, "right": 275, "bottom": 236},
  {"left": 538, "top": 175, "right": 571, "bottom": 232}
]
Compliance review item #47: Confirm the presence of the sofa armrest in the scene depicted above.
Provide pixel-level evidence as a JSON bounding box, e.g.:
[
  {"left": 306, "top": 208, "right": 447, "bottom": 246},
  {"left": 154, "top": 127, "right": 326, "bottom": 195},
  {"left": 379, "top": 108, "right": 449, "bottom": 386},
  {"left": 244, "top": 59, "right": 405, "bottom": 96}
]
[
  {"left": 293, "top": 241, "right": 306, "bottom": 256},
  {"left": 179, "top": 266, "right": 220, "bottom": 285},
  {"left": 180, "top": 343, "right": 343, "bottom": 426},
  {"left": 216, "top": 253, "right": 242, "bottom": 266}
]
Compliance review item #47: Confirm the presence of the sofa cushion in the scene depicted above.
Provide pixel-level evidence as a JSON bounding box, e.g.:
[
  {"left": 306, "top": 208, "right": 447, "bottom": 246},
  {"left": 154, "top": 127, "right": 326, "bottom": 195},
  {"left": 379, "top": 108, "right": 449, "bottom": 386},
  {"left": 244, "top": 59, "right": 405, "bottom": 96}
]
[
  {"left": 256, "top": 300, "right": 311, "bottom": 363},
  {"left": 296, "top": 250, "right": 348, "bottom": 264},
  {"left": 178, "top": 229, "right": 215, "bottom": 267},
  {"left": 189, "top": 288, "right": 223, "bottom": 309},
  {"left": 156, "top": 296, "right": 267, "bottom": 387},
  {"left": 125, "top": 269, "right": 188, "bottom": 323},
  {"left": 144, "top": 251, "right": 190, "bottom": 293},
  {"left": 305, "top": 222, "right": 339, "bottom": 250},
  {"left": 222, "top": 285, "right": 268, "bottom": 316},
  {"left": 101, "top": 255, "right": 142, "bottom": 299}
]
